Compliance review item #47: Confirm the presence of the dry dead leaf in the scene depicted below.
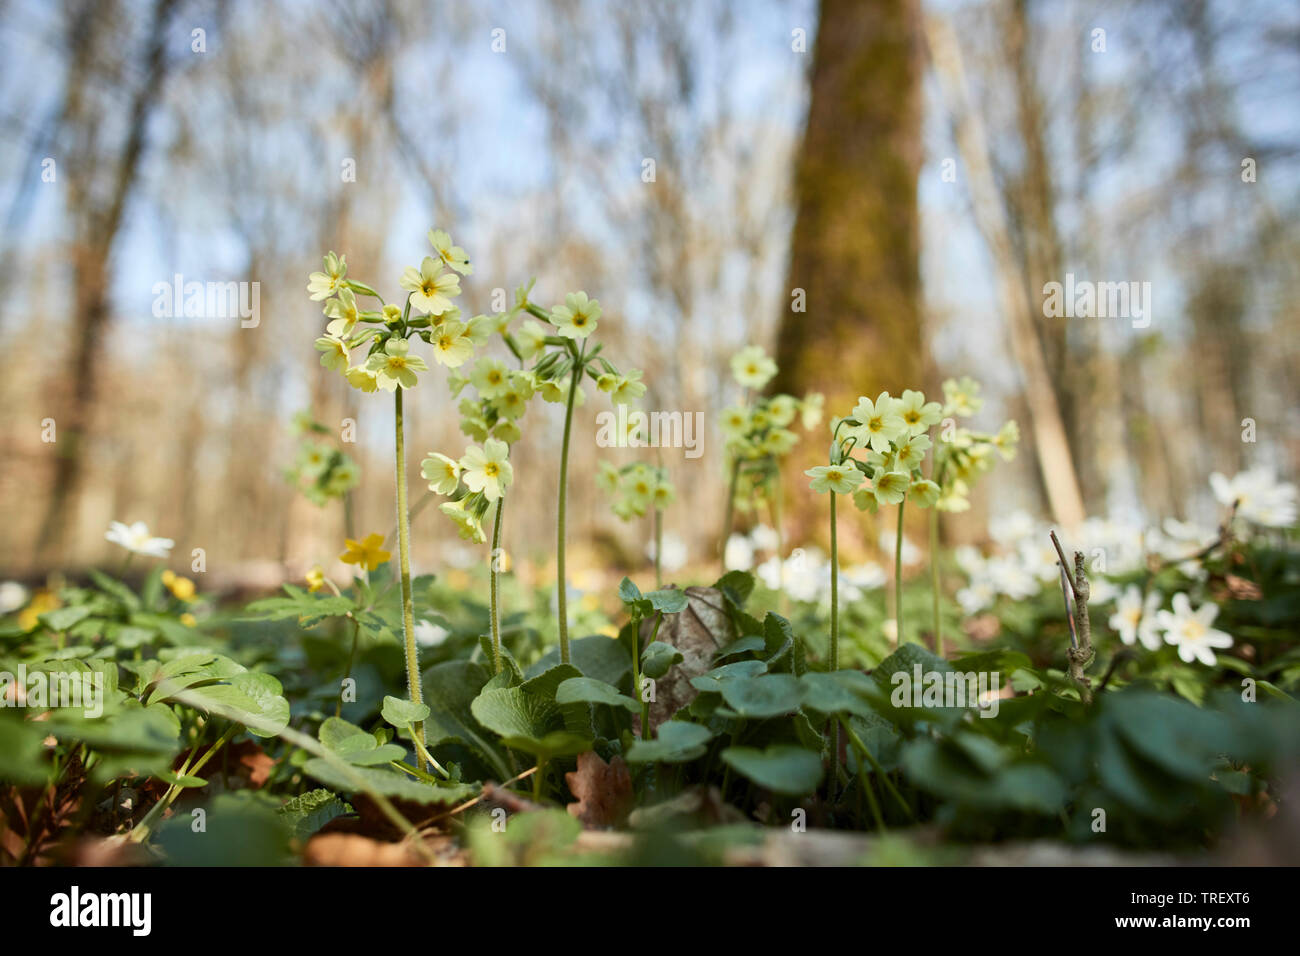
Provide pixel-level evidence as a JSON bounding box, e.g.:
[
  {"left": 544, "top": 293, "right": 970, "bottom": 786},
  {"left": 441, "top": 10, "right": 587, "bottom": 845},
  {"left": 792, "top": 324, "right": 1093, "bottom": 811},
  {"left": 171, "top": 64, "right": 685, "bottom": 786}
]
[
  {"left": 635, "top": 585, "right": 735, "bottom": 733},
  {"left": 304, "top": 833, "right": 425, "bottom": 866},
  {"left": 963, "top": 613, "right": 1001, "bottom": 643},
  {"left": 565, "top": 751, "right": 633, "bottom": 828},
  {"left": 1223, "top": 574, "right": 1263, "bottom": 601}
]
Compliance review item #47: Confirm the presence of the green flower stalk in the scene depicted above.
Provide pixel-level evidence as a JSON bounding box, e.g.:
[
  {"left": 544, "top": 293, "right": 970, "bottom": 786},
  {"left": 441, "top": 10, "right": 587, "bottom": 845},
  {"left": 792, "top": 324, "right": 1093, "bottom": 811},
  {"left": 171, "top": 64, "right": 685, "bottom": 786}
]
[
  {"left": 596, "top": 460, "right": 676, "bottom": 588},
  {"left": 489, "top": 497, "right": 506, "bottom": 674},
  {"left": 555, "top": 342, "right": 584, "bottom": 664},
  {"left": 718, "top": 346, "right": 822, "bottom": 571},
  {"left": 930, "top": 506, "right": 942, "bottom": 655},
  {"left": 521, "top": 287, "right": 643, "bottom": 665},
  {"left": 829, "top": 490, "right": 840, "bottom": 672},
  {"left": 305, "top": 229, "right": 476, "bottom": 773},
  {"left": 894, "top": 497, "right": 906, "bottom": 644},
  {"left": 394, "top": 362, "right": 426, "bottom": 766}
]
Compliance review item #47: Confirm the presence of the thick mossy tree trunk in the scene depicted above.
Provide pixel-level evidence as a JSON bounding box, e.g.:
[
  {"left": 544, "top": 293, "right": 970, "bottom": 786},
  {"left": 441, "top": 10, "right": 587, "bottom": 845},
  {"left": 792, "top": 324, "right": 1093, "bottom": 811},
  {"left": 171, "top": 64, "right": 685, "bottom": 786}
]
[{"left": 772, "top": 0, "right": 926, "bottom": 542}]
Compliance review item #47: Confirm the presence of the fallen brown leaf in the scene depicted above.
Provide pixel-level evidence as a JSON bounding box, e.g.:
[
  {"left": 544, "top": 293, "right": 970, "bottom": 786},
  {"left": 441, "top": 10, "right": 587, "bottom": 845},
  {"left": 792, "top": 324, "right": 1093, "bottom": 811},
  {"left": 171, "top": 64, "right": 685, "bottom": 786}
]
[
  {"left": 565, "top": 751, "right": 633, "bottom": 828},
  {"left": 635, "top": 586, "right": 735, "bottom": 734},
  {"left": 304, "top": 833, "right": 425, "bottom": 867}
]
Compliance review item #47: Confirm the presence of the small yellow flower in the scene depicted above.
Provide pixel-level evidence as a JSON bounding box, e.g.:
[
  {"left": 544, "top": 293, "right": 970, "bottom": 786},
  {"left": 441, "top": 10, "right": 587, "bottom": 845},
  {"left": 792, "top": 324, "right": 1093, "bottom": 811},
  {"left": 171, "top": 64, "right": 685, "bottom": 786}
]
[
  {"left": 180, "top": 612, "right": 198, "bottom": 627},
  {"left": 366, "top": 337, "right": 429, "bottom": 390},
  {"left": 345, "top": 366, "right": 379, "bottom": 393},
  {"left": 340, "top": 532, "right": 392, "bottom": 571},
  {"left": 421, "top": 453, "right": 461, "bottom": 495},
  {"left": 306, "top": 566, "right": 326, "bottom": 593},
  {"left": 18, "top": 590, "right": 59, "bottom": 632},
  {"left": 324, "top": 286, "right": 360, "bottom": 337},
  {"left": 163, "top": 571, "right": 196, "bottom": 601},
  {"left": 428, "top": 228, "right": 473, "bottom": 275},
  {"left": 307, "top": 252, "right": 347, "bottom": 300},
  {"left": 805, "top": 464, "right": 864, "bottom": 495},
  {"left": 610, "top": 369, "right": 646, "bottom": 405},
  {"left": 730, "top": 345, "right": 777, "bottom": 390},
  {"left": 400, "top": 256, "right": 461, "bottom": 315},
  {"left": 315, "top": 334, "right": 350, "bottom": 372},
  {"left": 552, "top": 291, "right": 600, "bottom": 339}
]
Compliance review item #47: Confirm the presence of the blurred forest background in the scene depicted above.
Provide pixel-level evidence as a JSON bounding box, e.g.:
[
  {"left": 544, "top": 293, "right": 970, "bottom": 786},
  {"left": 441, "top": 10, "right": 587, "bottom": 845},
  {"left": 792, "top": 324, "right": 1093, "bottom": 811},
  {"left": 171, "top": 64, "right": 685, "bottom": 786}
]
[{"left": 1, "top": 0, "right": 1297, "bottom": 589}]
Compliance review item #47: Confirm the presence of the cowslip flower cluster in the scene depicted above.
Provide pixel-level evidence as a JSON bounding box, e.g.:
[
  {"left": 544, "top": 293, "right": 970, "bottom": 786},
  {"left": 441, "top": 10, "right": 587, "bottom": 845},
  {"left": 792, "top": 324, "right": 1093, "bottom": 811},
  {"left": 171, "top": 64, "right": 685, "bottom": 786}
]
[
  {"left": 307, "top": 229, "right": 481, "bottom": 395},
  {"left": 924, "top": 377, "right": 1020, "bottom": 513},
  {"left": 596, "top": 461, "right": 676, "bottom": 521},
  {"left": 286, "top": 412, "right": 359, "bottom": 506},
  {"left": 808, "top": 387, "right": 950, "bottom": 512},
  {"left": 719, "top": 346, "right": 822, "bottom": 514},
  {"left": 423, "top": 438, "right": 514, "bottom": 544}
]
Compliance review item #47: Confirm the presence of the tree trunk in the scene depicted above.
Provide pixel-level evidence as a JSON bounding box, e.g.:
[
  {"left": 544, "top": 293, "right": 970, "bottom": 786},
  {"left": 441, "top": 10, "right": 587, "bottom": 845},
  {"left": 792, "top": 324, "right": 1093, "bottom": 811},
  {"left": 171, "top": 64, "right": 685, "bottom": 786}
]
[
  {"left": 35, "top": 0, "right": 178, "bottom": 562},
  {"left": 772, "top": 0, "right": 925, "bottom": 549},
  {"left": 774, "top": 0, "right": 925, "bottom": 406}
]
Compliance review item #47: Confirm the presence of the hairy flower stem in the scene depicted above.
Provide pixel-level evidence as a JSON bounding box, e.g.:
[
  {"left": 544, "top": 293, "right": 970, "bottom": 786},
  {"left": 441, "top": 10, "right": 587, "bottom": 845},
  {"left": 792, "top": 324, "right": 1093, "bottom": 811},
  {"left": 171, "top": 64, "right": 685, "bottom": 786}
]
[
  {"left": 929, "top": 508, "right": 941, "bottom": 656},
  {"left": 337, "top": 616, "right": 360, "bottom": 718},
  {"left": 131, "top": 725, "right": 237, "bottom": 842},
  {"left": 653, "top": 508, "right": 663, "bottom": 589},
  {"left": 828, "top": 491, "right": 840, "bottom": 764},
  {"left": 489, "top": 497, "right": 506, "bottom": 675},
  {"left": 720, "top": 457, "right": 740, "bottom": 570},
  {"left": 634, "top": 613, "right": 663, "bottom": 740},
  {"left": 555, "top": 342, "right": 586, "bottom": 664},
  {"left": 895, "top": 499, "right": 907, "bottom": 644},
  {"left": 394, "top": 388, "right": 426, "bottom": 768},
  {"left": 772, "top": 470, "right": 788, "bottom": 618}
]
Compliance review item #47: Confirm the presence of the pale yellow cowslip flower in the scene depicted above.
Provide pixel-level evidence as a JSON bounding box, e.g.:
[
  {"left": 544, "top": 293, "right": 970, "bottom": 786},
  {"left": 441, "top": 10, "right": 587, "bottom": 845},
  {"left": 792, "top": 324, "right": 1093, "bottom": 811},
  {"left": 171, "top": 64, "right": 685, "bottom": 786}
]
[
  {"left": 421, "top": 453, "right": 461, "bottom": 495},
  {"left": 460, "top": 439, "right": 513, "bottom": 502},
  {"left": 805, "top": 464, "right": 864, "bottom": 495},
  {"left": 400, "top": 256, "right": 461, "bottom": 315}
]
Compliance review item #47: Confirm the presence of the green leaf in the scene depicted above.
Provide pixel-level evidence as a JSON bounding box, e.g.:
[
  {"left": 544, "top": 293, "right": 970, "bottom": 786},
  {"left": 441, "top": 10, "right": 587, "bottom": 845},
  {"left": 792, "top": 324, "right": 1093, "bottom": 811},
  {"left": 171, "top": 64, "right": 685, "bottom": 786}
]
[
  {"left": 185, "top": 671, "right": 291, "bottom": 737},
  {"left": 278, "top": 789, "right": 353, "bottom": 840},
  {"left": 689, "top": 659, "right": 767, "bottom": 693},
  {"left": 501, "top": 730, "right": 592, "bottom": 760},
  {"left": 799, "top": 671, "right": 878, "bottom": 718},
  {"left": 556, "top": 677, "right": 639, "bottom": 713},
  {"left": 382, "top": 695, "right": 431, "bottom": 728},
  {"left": 37, "top": 605, "right": 94, "bottom": 632},
  {"left": 625, "top": 721, "right": 714, "bottom": 764},
  {"left": 520, "top": 664, "right": 583, "bottom": 700},
  {"left": 471, "top": 675, "right": 592, "bottom": 759},
  {"left": 472, "top": 686, "right": 559, "bottom": 739},
  {"left": 161, "top": 772, "right": 208, "bottom": 789},
  {"left": 618, "top": 577, "right": 643, "bottom": 604},
  {"left": 527, "top": 635, "right": 631, "bottom": 686},
  {"left": 243, "top": 591, "right": 355, "bottom": 624},
  {"left": 721, "top": 745, "right": 823, "bottom": 795},
  {"left": 902, "top": 737, "right": 1066, "bottom": 814},
  {"left": 88, "top": 569, "right": 141, "bottom": 611},
  {"left": 647, "top": 588, "right": 689, "bottom": 614},
  {"left": 715, "top": 636, "right": 767, "bottom": 660},
  {"left": 714, "top": 570, "right": 755, "bottom": 607},
  {"left": 719, "top": 673, "right": 805, "bottom": 718},
  {"left": 420, "top": 661, "right": 510, "bottom": 778},
  {"left": 761, "top": 613, "right": 797, "bottom": 671},
  {"left": 641, "top": 641, "right": 684, "bottom": 680},
  {"left": 866, "top": 642, "right": 966, "bottom": 729},
  {"left": 302, "top": 759, "right": 476, "bottom": 805},
  {"left": 318, "top": 716, "right": 406, "bottom": 765},
  {"left": 145, "top": 651, "right": 245, "bottom": 705},
  {"left": 0, "top": 718, "right": 52, "bottom": 785}
]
